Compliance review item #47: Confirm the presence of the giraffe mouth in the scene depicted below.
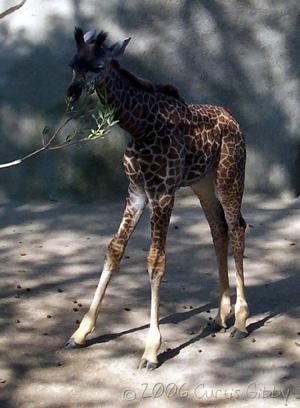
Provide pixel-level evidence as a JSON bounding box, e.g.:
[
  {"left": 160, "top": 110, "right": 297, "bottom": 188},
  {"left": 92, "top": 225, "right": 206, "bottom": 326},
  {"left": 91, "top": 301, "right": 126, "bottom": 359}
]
[{"left": 84, "top": 73, "right": 103, "bottom": 94}]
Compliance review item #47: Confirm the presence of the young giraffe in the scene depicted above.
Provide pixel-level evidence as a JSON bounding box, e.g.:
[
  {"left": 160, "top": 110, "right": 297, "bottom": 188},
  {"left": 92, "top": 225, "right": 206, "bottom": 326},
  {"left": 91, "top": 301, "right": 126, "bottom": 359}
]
[{"left": 64, "top": 28, "right": 249, "bottom": 370}]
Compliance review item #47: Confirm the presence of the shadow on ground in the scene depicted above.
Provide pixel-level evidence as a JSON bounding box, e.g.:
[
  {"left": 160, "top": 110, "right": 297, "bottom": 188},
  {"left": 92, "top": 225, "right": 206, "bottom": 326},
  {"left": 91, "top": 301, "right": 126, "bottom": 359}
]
[{"left": 0, "top": 192, "right": 300, "bottom": 407}]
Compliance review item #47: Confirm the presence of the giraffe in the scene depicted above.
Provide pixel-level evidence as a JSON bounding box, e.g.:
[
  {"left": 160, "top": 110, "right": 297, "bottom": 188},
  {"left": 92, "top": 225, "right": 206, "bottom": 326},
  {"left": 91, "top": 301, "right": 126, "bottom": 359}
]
[{"left": 64, "top": 28, "right": 249, "bottom": 370}]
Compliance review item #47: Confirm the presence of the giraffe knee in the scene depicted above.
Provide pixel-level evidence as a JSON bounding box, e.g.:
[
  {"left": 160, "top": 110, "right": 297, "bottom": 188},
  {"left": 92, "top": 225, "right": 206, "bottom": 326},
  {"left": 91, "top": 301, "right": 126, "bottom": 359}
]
[
  {"left": 240, "top": 215, "right": 247, "bottom": 230},
  {"left": 213, "top": 226, "right": 229, "bottom": 248},
  {"left": 106, "top": 237, "right": 124, "bottom": 269},
  {"left": 227, "top": 219, "right": 245, "bottom": 252}
]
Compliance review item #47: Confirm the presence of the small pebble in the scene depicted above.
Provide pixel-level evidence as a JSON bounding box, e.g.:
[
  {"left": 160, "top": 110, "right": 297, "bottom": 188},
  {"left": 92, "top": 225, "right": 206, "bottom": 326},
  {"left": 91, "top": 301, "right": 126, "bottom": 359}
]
[
  {"left": 20, "top": 253, "right": 27, "bottom": 256},
  {"left": 0, "top": 379, "right": 6, "bottom": 384},
  {"left": 278, "top": 351, "right": 283, "bottom": 355},
  {"left": 166, "top": 348, "right": 172, "bottom": 352},
  {"left": 26, "top": 288, "right": 31, "bottom": 292},
  {"left": 56, "top": 362, "right": 63, "bottom": 367},
  {"left": 78, "top": 303, "right": 82, "bottom": 308},
  {"left": 189, "top": 306, "right": 193, "bottom": 310},
  {"left": 47, "top": 315, "right": 52, "bottom": 319},
  {"left": 73, "top": 300, "right": 78, "bottom": 304},
  {"left": 208, "top": 317, "right": 213, "bottom": 321},
  {"left": 73, "top": 308, "right": 79, "bottom": 312},
  {"left": 183, "top": 305, "right": 187, "bottom": 309},
  {"left": 290, "top": 242, "right": 296, "bottom": 246},
  {"left": 57, "top": 289, "right": 63, "bottom": 293},
  {"left": 124, "top": 307, "right": 131, "bottom": 311},
  {"left": 198, "top": 349, "right": 202, "bottom": 353},
  {"left": 43, "top": 333, "right": 48, "bottom": 336},
  {"left": 206, "top": 310, "right": 211, "bottom": 313},
  {"left": 297, "top": 332, "right": 300, "bottom": 336},
  {"left": 211, "top": 333, "right": 216, "bottom": 338},
  {"left": 17, "top": 285, "right": 22, "bottom": 289},
  {"left": 15, "top": 320, "right": 20, "bottom": 324},
  {"left": 252, "top": 338, "right": 256, "bottom": 343}
]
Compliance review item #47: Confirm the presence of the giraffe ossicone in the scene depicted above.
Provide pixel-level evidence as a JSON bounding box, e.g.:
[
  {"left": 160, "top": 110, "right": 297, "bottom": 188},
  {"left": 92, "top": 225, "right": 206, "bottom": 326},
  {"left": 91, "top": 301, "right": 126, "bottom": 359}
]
[{"left": 65, "top": 28, "right": 249, "bottom": 370}]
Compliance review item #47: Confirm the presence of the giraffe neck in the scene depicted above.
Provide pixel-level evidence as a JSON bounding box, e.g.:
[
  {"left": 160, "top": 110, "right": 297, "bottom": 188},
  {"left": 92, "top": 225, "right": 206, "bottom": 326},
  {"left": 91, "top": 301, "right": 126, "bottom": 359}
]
[
  {"left": 96, "top": 60, "right": 184, "bottom": 139},
  {"left": 98, "top": 61, "right": 151, "bottom": 137}
]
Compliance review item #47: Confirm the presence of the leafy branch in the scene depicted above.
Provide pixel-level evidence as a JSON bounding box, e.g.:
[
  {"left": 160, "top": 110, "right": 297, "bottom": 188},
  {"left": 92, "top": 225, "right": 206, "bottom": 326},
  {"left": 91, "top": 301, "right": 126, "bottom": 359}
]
[{"left": 0, "top": 89, "right": 119, "bottom": 169}]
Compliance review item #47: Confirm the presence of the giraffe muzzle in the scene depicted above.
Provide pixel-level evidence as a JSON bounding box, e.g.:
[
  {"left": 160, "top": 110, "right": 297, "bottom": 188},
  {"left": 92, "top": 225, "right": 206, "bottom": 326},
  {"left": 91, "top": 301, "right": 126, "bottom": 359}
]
[
  {"left": 66, "top": 81, "right": 83, "bottom": 103},
  {"left": 67, "top": 73, "right": 103, "bottom": 102}
]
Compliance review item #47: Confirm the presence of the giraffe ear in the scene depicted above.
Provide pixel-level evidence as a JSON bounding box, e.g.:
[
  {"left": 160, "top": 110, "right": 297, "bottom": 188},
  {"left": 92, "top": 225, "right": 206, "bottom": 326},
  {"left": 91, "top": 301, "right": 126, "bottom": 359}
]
[
  {"left": 74, "top": 27, "right": 84, "bottom": 51},
  {"left": 84, "top": 28, "right": 97, "bottom": 43},
  {"left": 107, "top": 37, "right": 131, "bottom": 59}
]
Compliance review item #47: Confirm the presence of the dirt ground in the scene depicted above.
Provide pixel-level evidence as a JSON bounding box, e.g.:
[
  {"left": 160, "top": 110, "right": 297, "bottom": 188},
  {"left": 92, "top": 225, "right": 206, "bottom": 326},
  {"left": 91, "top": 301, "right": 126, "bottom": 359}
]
[{"left": 0, "top": 190, "right": 300, "bottom": 408}]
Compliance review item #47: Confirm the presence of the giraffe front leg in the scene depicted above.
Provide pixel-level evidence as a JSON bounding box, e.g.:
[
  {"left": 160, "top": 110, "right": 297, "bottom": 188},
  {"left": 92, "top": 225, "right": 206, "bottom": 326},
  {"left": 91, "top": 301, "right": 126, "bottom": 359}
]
[
  {"left": 64, "top": 257, "right": 117, "bottom": 348},
  {"left": 138, "top": 195, "right": 174, "bottom": 371},
  {"left": 138, "top": 251, "right": 165, "bottom": 370},
  {"left": 64, "top": 185, "right": 147, "bottom": 349}
]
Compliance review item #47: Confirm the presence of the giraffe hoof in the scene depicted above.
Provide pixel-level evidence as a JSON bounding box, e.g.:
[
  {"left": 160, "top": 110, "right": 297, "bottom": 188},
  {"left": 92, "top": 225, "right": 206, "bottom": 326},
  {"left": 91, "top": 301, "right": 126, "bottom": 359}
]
[
  {"left": 64, "top": 338, "right": 86, "bottom": 349},
  {"left": 145, "top": 361, "right": 158, "bottom": 371},
  {"left": 138, "top": 358, "right": 158, "bottom": 371},
  {"left": 230, "top": 329, "right": 248, "bottom": 339}
]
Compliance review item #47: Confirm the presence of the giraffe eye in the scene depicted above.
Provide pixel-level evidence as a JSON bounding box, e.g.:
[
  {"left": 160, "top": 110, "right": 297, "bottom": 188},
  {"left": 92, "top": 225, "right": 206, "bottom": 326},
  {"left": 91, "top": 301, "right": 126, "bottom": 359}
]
[{"left": 90, "top": 66, "right": 103, "bottom": 73}]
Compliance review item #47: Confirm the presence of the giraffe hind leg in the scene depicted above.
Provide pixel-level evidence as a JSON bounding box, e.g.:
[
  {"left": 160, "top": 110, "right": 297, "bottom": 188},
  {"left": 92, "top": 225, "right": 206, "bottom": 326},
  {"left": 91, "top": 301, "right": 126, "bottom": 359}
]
[
  {"left": 191, "top": 175, "right": 232, "bottom": 331},
  {"left": 216, "top": 185, "right": 249, "bottom": 337}
]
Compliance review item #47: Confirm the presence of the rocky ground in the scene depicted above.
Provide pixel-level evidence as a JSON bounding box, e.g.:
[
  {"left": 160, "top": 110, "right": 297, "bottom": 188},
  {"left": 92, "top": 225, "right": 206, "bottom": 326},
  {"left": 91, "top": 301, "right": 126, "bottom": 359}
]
[{"left": 0, "top": 191, "right": 300, "bottom": 407}]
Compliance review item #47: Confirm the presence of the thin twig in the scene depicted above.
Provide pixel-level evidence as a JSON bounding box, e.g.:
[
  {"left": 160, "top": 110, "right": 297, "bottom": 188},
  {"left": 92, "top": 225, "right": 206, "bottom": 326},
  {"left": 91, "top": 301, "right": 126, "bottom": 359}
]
[
  {"left": 0, "top": 115, "right": 70, "bottom": 169},
  {"left": 0, "top": 0, "right": 26, "bottom": 19}
]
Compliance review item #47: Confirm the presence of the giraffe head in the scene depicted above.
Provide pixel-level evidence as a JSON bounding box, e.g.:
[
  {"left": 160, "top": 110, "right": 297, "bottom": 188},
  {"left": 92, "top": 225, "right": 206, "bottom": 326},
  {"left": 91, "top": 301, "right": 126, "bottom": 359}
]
[{"left": 66, "top": 27, "right": 131, "bottom": 102}]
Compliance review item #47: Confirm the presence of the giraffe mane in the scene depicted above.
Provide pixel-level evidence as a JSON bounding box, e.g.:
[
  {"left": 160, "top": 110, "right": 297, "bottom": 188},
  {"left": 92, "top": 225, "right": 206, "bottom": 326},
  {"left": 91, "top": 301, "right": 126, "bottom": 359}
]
[{"left": 110, "top": 60, "right": 184, "bottom": 102}]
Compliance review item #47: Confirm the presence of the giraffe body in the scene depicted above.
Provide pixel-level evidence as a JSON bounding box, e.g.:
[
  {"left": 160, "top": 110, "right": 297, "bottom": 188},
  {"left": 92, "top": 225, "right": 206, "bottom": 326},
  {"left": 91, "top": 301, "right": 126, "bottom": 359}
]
[{"left": 65, "top": 28, "right": 249, "bottom": 370}]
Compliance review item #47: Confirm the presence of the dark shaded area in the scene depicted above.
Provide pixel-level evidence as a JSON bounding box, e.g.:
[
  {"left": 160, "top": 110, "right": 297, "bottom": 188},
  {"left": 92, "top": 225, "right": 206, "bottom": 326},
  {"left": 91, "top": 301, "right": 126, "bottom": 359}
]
[{"left": 0, "top": 1, "right": 299, "bottom": 200}]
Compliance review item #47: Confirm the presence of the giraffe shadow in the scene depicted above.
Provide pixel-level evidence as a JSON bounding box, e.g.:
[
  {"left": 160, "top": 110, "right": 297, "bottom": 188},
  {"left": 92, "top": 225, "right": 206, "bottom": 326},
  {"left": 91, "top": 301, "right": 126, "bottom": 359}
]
[
  {"left": 86, "top": 302, "right": 215, "bottom": 346},
  {"left": 247, "top": 314, "right": 275, "bottom": 335},
  {"left": 86, "top": 271, "right": 300, "bottom": 367},
  {"left": 157, "top": 313, "right": 274, "bottom": 367},
  {"left": 157, "top": 272, "right": 300, "bottom": 367},
  {"left": 86, "top": 299, "right": 272, "bottom": 349},
  {"left": 158, "top": 324, "right": 216, "bottom": 367}
]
